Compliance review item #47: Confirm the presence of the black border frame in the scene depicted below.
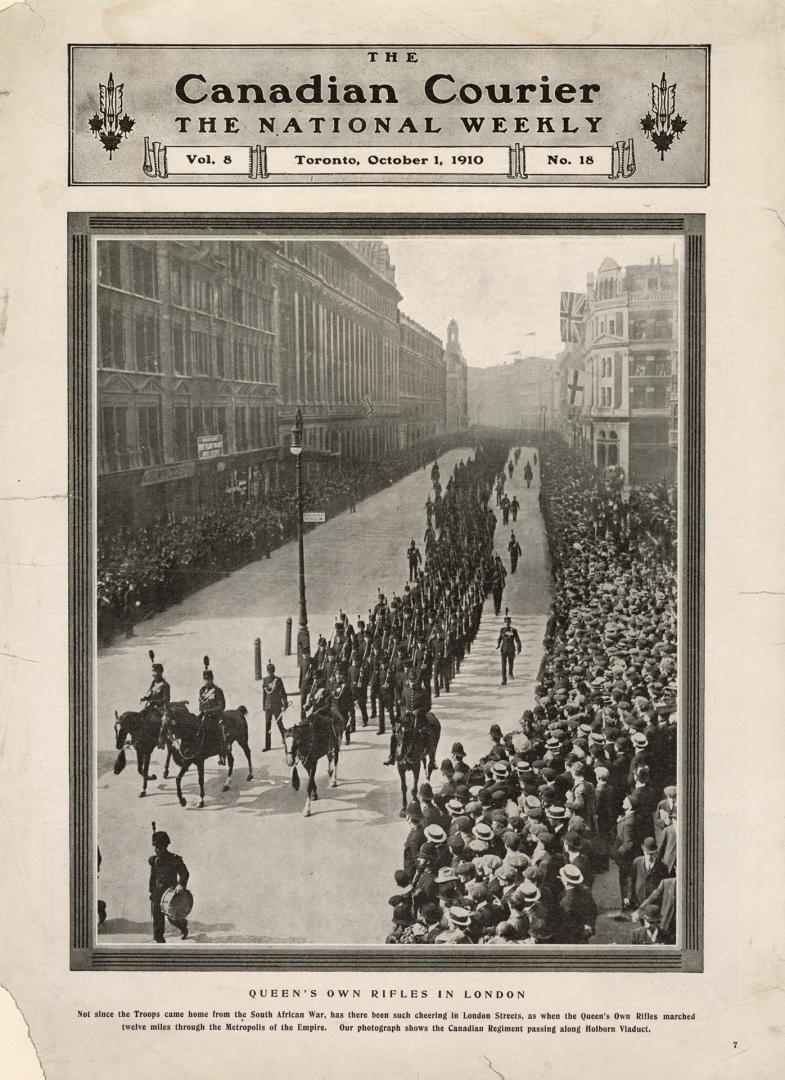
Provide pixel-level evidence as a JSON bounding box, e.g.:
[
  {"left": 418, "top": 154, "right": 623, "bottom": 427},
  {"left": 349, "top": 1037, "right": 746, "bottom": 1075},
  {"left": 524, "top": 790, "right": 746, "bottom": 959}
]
[
  {"left": 67, "top": 45, "right": 710, "bottom": 187},
  {"left": 69, "top": 212, "right": 704, "bottom": 971}
]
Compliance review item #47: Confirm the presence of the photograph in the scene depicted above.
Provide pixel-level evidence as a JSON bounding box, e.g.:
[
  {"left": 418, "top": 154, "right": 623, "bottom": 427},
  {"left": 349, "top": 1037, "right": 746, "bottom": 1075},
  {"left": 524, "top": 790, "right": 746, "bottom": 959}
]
[{"left": 71, "top": 215, "right": 701, "bottom": 967}]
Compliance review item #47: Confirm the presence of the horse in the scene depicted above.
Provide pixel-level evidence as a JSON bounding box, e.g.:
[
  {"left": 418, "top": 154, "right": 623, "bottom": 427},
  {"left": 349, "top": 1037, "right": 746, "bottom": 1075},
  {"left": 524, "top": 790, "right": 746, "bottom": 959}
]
[
  {"left": 113, "top": 709, "right": 167, "bottom": 797},
  {"left": 281, "top": 700, "right": 343, "bottom": 817},
  {"left": 394, "top": 710, "right": 441, "bottom": 817},
  {"left": 158, "top": 702, "right": 253, "bottom": 808}
]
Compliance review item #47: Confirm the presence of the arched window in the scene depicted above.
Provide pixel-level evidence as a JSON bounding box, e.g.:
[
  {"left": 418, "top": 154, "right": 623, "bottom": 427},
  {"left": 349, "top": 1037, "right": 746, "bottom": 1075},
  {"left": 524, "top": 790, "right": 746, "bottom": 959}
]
[{"left": 607, "top": 430, "right": 619, "bottom": 465}]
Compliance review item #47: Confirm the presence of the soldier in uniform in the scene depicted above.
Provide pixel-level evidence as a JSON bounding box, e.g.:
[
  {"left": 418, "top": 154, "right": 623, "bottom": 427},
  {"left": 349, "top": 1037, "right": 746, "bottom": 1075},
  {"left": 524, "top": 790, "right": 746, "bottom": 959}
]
[
  {"left": 149, "top": 828, "right": 190, "bottom": 943},
  {"left": 510, "top": 496, "right": 520, "bottom": 522},
  {"left": 348, "top": 647, "right": 368, "bottom": 727},
  {"left": 501, "top": 493, "right": 511, "bottom": 526},
  {"left": 385, "top": 662, "right": 428, "bottom": 767},
  {"left": 497, "top": 615, "right": 522, "bottom": 685},
  {"left": 140, "top": 654, "right": 170, "bottom": 718},
  {"left": 407, "top": 539, "right": 423, "bottom": 581},
  {"left": 431, "top": 628, "right": 449, "bottom": 697},
  {"left": 198, "top": 660, "right": 226, "bottom": 762},
  {"left": 491, "top": 563, "right": 506, "bottom": 616},
  {"left": 262, "top": 661, "right": 288, "bottom": 752},
  {"left": 508, "top": 531, "right": 523, "bottom": 574}
]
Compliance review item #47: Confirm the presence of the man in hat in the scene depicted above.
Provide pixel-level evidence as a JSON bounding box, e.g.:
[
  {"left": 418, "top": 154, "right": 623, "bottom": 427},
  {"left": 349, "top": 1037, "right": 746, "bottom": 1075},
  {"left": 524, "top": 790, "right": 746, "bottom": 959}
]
[
  {"left": 141, "top": 657, "right": 170, "bottom": 718},
  {"left": 633, "top": 875, "right": 677, "bottom": 943},
  {"left": 631, "top": 903, "right": 663, "bottom": 945},
  {"left": 510, "top": 495, "right": 520, "bottom": 522},
  {"left": 557, "top": 864, "right": 597, "bottom": 944},
  {"left": 198, "top": 663, "right": 226, "bottom": 762},
  {"left": 149, "top": 829, "right": 190, "bottom": 943},
  {"left": 497, "top": 615, "right": 522, "bottom": 685},
  {"left": 631, "top": 837, "right": 668, "bottom": 906},
  {"left": 262, "top": 662, "right": 288, "bottom": 753}
]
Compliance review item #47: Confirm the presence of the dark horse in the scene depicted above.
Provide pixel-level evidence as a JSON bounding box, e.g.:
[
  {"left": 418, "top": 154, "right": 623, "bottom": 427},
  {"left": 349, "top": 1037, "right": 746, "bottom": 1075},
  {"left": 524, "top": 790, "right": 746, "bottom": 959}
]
[
  {"left": 158, "top": 702, "right": 253, "bottom": 808},
  {"left": 394, "top": 710, "right": 441, "bottom": 816},
  {"left": 114, "top": 709, "right": 166, "bottom": 797},
  {"left": 281, "top": 701, "right": 343, "bottom": 817}
]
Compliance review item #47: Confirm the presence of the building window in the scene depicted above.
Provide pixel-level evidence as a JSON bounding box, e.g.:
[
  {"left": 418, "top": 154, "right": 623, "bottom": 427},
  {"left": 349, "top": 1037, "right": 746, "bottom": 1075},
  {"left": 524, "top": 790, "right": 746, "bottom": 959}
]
[
  {"left": 134, "top": 311, "right": 160, "bottom": 372},
  {"left": 235, "top": 406, "right": 248, "bottom": 451},
  {"left": 193, "top": 275, "right": 212, "bottom": 314},
  {"left": 215, "top": 407, "right": 227, "bottom": 447},
  {"left": 173, "top": 406, "right": 189, "bottom": 460},
  {"left": 137, "top": 404, "right": 162, "bottom": 466},
  {"left": 100, "top": 406, "right": 128, "bottom": 470},
  {"left": 215, "top": 336, "right": 225, "bottom": 378},
  {"left": 98, "top": 243, "right": 123, "bottom": 288},
  {"left": 249, "top": 406, "right": 263, "bottom": 449},
  {"left": 131, "top": 246, "right": 158, "bottom": 299},
  {"left": 98, "top": 294, "right": 125, "bottom": 369},
  {"left": 170, "top": 259, "right": 188, "bottom": 306},
  {"left": 191, "top": 330, "right": 211, "bottom": 376},
  {"left": 172, "top": 323, "right": 188, "bottom": 375}
]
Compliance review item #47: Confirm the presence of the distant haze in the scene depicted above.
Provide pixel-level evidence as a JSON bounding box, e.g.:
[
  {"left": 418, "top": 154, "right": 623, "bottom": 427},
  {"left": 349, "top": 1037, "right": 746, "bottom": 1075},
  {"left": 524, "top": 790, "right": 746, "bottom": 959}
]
[{"left": 386, "top": 235, "right": 681, "bottom": 369}]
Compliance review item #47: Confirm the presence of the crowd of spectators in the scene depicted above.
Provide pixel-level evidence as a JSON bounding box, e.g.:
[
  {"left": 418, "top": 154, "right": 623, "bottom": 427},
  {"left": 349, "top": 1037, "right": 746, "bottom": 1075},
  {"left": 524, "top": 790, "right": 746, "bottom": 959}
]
[
  {"left": 385, "top": 436, "right": 678, "bottom": 945},
  {"left": 97, "top": 435, "right": 462, "bottom": 646}
]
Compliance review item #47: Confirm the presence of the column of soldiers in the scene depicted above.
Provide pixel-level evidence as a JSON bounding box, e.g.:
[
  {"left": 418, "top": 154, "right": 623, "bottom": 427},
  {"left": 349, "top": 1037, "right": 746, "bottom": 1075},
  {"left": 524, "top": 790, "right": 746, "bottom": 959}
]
[
  {"left": 384, "top": 436, "right": 679, "bottom": 946},
  {"left": 296, "top": 444, "right": 510, "bottom": 760}
]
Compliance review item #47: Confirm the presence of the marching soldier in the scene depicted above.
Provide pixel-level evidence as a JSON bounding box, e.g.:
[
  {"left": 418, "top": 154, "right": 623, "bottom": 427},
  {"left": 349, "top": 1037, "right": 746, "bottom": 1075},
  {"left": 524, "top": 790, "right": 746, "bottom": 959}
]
[
  {"left": 349, "top": 647, "right": 369, "bottom": 727},
  {"left": 497, "top": 615, "right": 522, "bottom": 686},
  {"left": 149, "top": 826, "right": 190, "bottom": 943},
  {"left": 198, "top": 657, "right": 226, "bottom": 762},
  {"left": 140, "top": 650, "right": 170, "bottom": 717},
  {"left": 508, "top": 531, "right": 523, "bottom": 574},
  {"left": 501, "top": 493, "right": 511, "bottom": 525},
  {"left": 407, "top": 539, "right": 423, "bottom": 581},
  {"left": 491, "top": 563, "right": 506, "bottom": 616},
  {"left": 510, "top": 496, "right": 520, "bottom": 522},
  {"left": 262, "top": 661, "right": 288, "bottom": 752}
]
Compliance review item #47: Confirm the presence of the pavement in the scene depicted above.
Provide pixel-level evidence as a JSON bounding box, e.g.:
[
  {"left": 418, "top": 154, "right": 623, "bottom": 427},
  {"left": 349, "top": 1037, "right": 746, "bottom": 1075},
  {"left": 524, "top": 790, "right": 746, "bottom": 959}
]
[{"left": 95, "top": 446, "right": 631, "bottom": 946}]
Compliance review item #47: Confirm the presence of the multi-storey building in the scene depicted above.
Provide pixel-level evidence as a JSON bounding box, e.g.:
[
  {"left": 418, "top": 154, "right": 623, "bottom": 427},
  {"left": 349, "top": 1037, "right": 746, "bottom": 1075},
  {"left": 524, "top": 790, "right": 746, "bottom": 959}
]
[
  {"left": 274, "top": 240, "right": 402, "bottom": 460},
  {"left": 398, "top": 313, "right": 446, "bottom": 447},
  {"left": 467, "top": 354, "right": 559, "bottom": 431},
  {"left": 577, "top": 255, "right": 679, "bottom": 484},
  {"left": 444, "top": 320, "right": 469, "bottom": 431},
  {"left": 96, "top": 239, "right": 280, "bottom": 531}
]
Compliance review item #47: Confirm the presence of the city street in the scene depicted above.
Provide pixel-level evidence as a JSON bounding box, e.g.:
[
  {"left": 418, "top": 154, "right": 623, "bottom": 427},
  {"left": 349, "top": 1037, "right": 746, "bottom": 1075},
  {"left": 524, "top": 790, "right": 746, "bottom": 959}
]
[{"left": 96, "top": 446, "right": 629, "bottom": 946}]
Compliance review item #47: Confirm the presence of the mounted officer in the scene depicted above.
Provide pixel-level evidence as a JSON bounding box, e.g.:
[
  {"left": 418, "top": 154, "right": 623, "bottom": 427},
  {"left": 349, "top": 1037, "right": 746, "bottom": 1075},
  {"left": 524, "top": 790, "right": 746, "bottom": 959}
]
[
  {"left": 140, "top": 649, "right": 170, "bottom": 718},
  {"left": 384, "top": 660, "right": 428, "bottom": 766}
]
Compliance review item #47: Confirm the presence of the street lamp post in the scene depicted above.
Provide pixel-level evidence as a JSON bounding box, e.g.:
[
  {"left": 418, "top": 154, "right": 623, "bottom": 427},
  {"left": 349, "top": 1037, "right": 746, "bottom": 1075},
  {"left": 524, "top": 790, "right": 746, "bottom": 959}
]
[{"left": 290, "top": 407, "right": 310, "bottom": 680}]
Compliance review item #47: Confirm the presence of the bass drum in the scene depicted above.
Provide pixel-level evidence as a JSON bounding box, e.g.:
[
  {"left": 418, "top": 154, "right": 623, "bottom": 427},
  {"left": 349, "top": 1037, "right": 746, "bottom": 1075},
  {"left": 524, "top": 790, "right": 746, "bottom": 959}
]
[{"left": 160, "top": 887, "right": 193, "bottom": 921}]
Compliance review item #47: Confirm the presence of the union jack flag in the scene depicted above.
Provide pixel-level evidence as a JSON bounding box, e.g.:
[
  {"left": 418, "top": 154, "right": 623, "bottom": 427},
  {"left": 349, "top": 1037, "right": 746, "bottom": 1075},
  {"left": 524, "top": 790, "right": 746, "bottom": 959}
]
[{"left": 560, "top": 291, "right": 586, "bottom": 343}]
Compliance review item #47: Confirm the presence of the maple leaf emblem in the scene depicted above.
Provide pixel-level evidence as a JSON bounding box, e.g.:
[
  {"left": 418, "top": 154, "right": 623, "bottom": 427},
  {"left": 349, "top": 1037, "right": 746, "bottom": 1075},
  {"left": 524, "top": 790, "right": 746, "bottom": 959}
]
[
  {"left": 88, "top": 113, "right": 103, "bottom": 136},
  {"left": 118, "top": 113, "right": 135, "bottom": 137},
  {"left": 640, "top": 113, "right": 655, "bottom": 134},
  {"left": 652, "top": 130, "right": 674, "bottom": 159},
  {"left": 671, "top": 114, "right": 687, "bottom": 137},
  {"left": 100, "top": 130, "right": 122, "bottom": 158}
]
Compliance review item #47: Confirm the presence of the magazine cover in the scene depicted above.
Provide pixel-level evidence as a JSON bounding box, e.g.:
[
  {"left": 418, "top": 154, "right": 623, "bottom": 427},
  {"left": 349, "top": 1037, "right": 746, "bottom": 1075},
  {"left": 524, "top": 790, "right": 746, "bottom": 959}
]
[{"left": 0, "top": 6, "right": 783, "bottom": 1080}]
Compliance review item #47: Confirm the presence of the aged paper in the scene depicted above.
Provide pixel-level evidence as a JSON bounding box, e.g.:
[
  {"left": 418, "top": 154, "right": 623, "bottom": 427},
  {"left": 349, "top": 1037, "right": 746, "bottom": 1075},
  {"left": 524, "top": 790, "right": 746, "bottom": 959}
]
[{"left": 1, "top": 2, "right": 784, "bottom": 1078}]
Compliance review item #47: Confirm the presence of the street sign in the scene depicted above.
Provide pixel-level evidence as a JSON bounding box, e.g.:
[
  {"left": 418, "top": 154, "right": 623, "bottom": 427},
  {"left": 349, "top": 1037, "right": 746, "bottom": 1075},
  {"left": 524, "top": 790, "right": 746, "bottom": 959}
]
[
  {"left": 303, "top": 511, "right": 326, "bottom": 523},
  {"left": 197, "top": 434, "right": 224, "bottom": 460}
]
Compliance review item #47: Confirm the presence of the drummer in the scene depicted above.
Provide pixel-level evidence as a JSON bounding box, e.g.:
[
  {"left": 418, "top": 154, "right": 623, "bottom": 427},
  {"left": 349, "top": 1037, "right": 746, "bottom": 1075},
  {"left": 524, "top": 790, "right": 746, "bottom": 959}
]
[{"left": 149, "top": 829, "right": 190, "bottom": 943}]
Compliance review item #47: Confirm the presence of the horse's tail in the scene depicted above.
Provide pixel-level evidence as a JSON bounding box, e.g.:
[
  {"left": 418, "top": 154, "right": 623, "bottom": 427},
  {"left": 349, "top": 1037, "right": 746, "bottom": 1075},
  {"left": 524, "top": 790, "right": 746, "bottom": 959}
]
[{"left": 291, "top": 765, "right": 300, "bottom": 791}]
